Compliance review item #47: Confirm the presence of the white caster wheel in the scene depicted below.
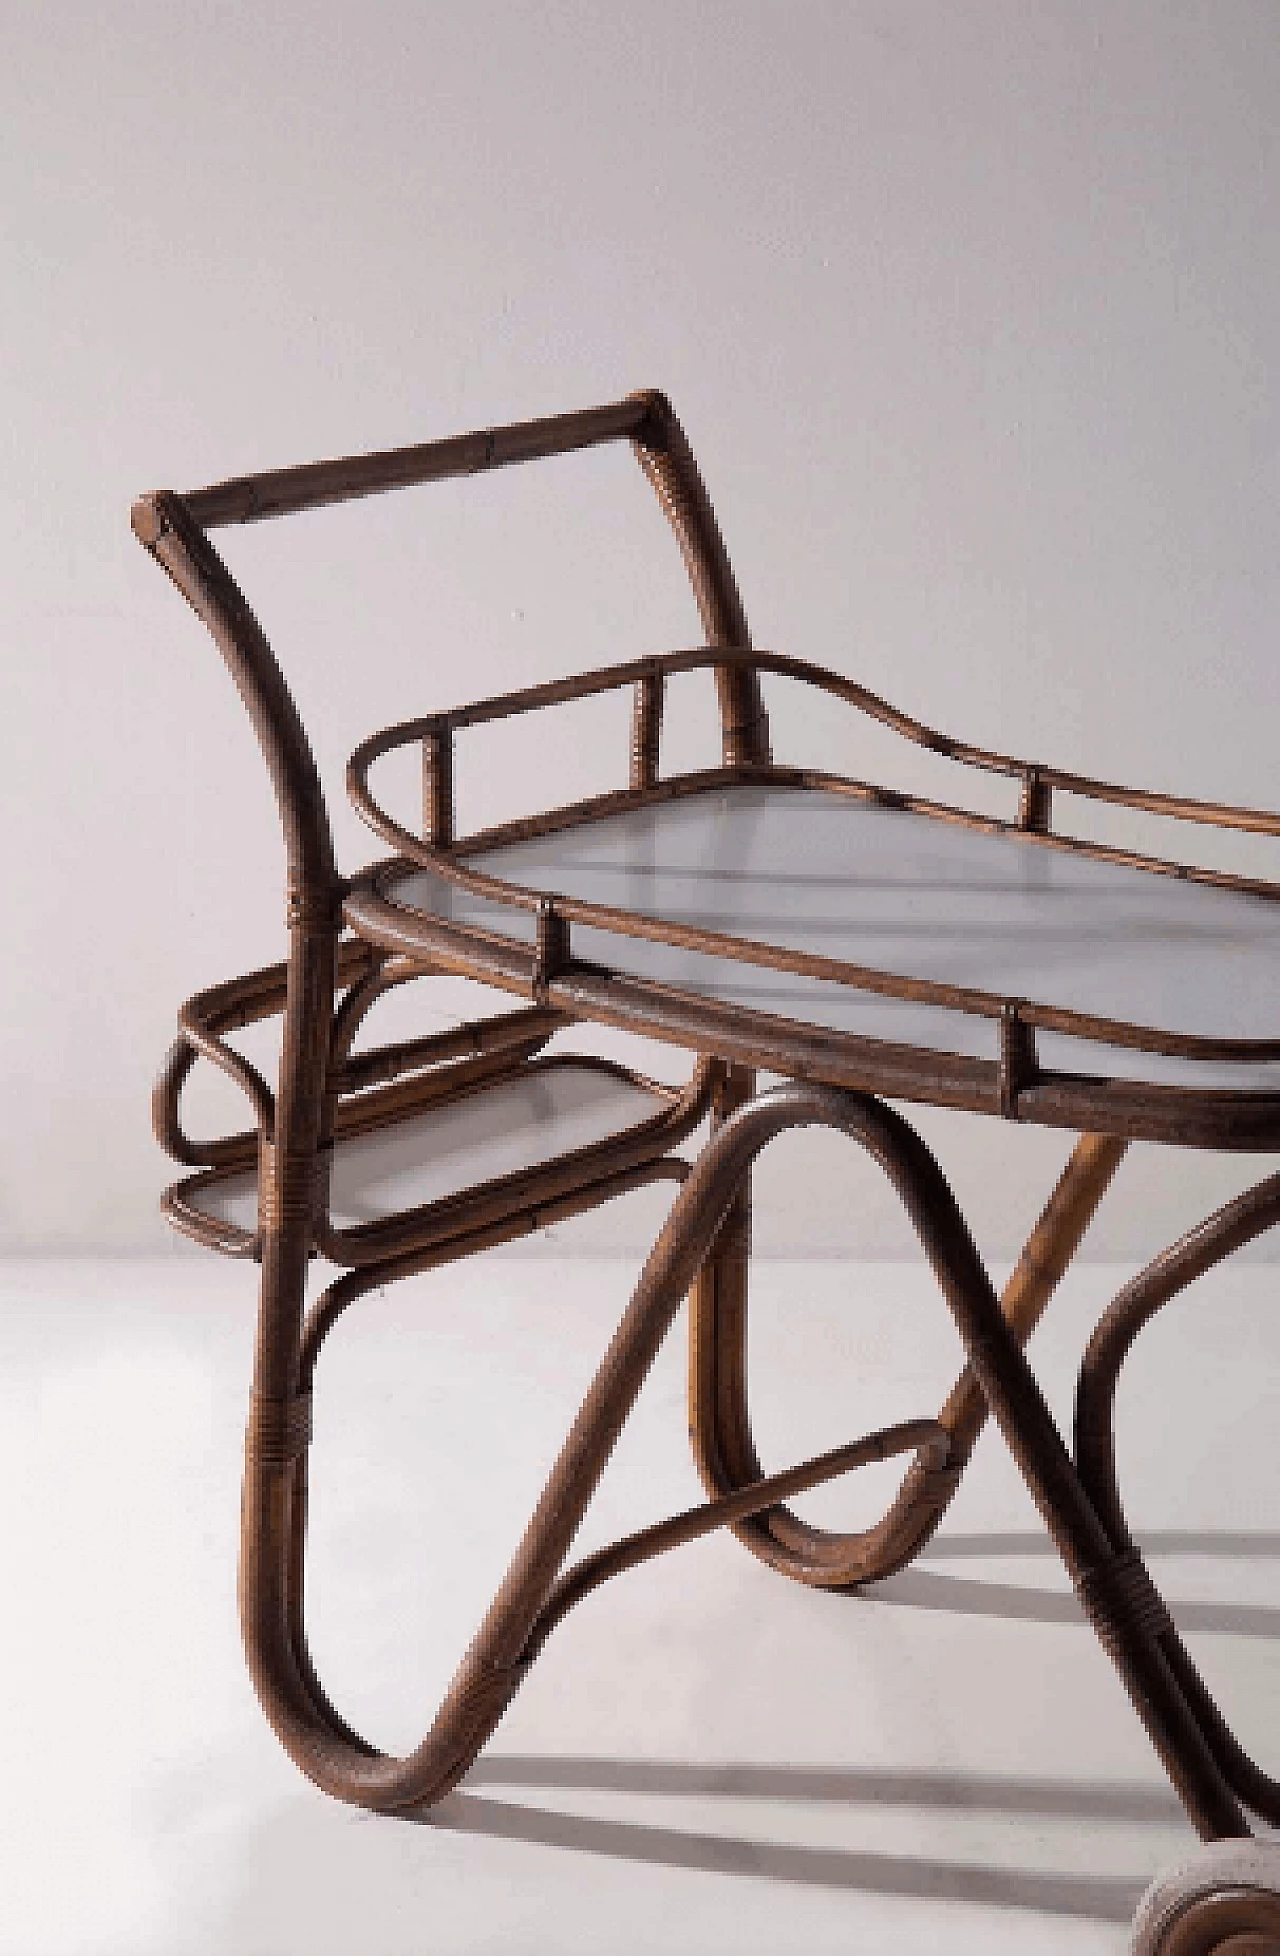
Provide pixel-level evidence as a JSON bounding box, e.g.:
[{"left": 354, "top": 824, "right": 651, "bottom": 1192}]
[{"left": 1131, "top": 1841, "right": 1280, "bottom": 1954}]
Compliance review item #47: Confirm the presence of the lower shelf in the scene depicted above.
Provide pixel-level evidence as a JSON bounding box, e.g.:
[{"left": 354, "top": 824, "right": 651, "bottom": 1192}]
[{"left": 165, "top": 1056, "right": 682, "bottom": 1259}]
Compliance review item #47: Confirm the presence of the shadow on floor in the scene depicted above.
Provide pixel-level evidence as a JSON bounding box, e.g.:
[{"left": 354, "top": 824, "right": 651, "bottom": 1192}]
[
  {"left": 467, "top": 1754, "right": 1183, "bottom": 1821},
  {"left": 863, "top": 1528, "right": 1280, "bottom": 1637},
  {"left": 421, "top": 1532, "right": 1280, "bottom": 1920},
  {"left": 927, "top": 1531, "right": 1280, "bottom": 1561},
  {"left": 867, "top": 1567, "right": 1280, "bottom": 1638},
  {"left": 425, "top": 1762, "right": 1168, "bottom": 1922}
]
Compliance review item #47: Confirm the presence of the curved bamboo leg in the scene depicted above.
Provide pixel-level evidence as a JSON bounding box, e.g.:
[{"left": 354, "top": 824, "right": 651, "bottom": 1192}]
[
  {"left": 690, "top": 1129, "right": 1127, "bottom": 1588},
  {"left": 243, "top": 1081, "right": 1245, "bottom": 1836},
  {"left": 285, "top": 1229, "right": 949, "bottom": 1763},
  {"left": 238, "top": 917, "right": 349, "bottom": 1769},
  {"left": 280, "top": 1158, "right": 694, "bottom": 1765},
  {"left": 1075, "top": 1170, "right": 1280, "bottom": 1829},
  {"left": 682, "top": 1087, "right": 1244, "bottom": 1841},
  {"left": 241, "top": 1093, "right": 778, "bottom": 1811}
]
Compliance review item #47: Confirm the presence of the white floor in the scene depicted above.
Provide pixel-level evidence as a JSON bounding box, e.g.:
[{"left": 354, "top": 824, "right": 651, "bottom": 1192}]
[{"left": 3, "top": 1244, "right": 1278, "bottom": 1955}]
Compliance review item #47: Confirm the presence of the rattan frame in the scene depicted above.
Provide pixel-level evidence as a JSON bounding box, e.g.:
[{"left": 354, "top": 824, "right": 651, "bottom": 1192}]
[{"left": 135, "top": 392, "right": 1280, "bottom": 1945}]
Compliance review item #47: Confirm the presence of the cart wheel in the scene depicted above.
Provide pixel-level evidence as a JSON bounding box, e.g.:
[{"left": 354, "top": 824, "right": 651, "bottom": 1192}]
[{"left": 1131, "top": 1842, "right": 1280, "bottom": 1954}]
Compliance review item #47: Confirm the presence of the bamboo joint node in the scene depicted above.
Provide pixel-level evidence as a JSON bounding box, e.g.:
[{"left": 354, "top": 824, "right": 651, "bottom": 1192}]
[
  {"left": 422, "top": 726, "right": 455, "bottom": 846},
  {"left": 259, "top": 1140, "right": 328, "bottom": 1234},
  {"left": 998, "top": 1003, "right": 1038, "bottom": 1119},
  {"left": 285, "top": 880, "right": 344, "bottom": 931},
  {"left": 246, "top": 1390, "right": 313, "bottom": 1465},
  {"left": 1019, "top": 769, "right": 1052, "bottom": 834},
  {"left": 1075, "top": 1548, "right": 1174, "bottom": 1658},
  {"left": 722, "top": 707, "right": 772, "bottom": 769},
  {"left": 533, "top": 900, "right": 570, "bottom": 1003},
  {"left": 906, "top": 1457, "right": 966, "bottom": 1508}
]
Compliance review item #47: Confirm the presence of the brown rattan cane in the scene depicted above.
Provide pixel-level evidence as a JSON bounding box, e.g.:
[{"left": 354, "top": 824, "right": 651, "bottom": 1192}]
[{"left": 135, "top": 392, "right": 1280, "bottom": 1942}]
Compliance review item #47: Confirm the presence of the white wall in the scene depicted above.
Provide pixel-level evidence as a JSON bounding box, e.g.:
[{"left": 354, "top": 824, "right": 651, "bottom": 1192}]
[{"left": 3, "top": 1, "right": 1279, "bottom": 1258}]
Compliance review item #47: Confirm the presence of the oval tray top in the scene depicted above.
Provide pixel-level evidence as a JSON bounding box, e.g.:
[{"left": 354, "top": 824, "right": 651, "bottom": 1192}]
[
  {"left": 343, "top": 638, "right": 1280, "bottom": 1149},
  {"left": 344, "top": 776, "right": 1280, "bottom": 1148}
]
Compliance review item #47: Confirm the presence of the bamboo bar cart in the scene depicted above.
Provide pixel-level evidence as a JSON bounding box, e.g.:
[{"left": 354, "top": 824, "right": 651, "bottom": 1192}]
[{"left": 134, "top": 393, "right": 1280, "bottom": 1953}]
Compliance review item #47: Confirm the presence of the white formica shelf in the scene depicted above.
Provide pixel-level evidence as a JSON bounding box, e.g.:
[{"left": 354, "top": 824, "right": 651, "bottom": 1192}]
[
  {"left": 188, "top": 1063, "right": 667, "bottom": 1235},
  {"left": 391, "top": 785, "right": 1280, "bottom": 1094}
]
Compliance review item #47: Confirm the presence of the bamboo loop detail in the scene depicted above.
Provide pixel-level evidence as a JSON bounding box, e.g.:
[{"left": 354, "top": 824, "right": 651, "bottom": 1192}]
[
  {"left": 525, "top": 1416, "right": 949, "bottom": 1659},
  {"left": 689, "top": 1128, "right": 1127, "bottom": 1592}
]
